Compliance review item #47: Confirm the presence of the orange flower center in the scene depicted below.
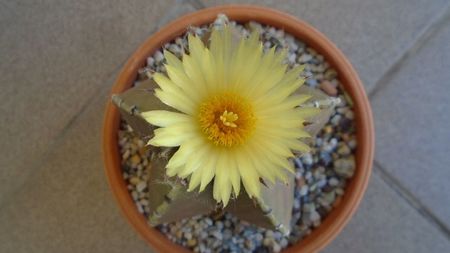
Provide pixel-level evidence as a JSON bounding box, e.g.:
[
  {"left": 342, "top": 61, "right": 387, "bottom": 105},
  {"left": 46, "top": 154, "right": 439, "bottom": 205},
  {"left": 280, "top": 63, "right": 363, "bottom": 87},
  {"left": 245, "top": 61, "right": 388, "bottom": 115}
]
[{"left": 198, "top": 92, "right": 256, "bottom": 147}]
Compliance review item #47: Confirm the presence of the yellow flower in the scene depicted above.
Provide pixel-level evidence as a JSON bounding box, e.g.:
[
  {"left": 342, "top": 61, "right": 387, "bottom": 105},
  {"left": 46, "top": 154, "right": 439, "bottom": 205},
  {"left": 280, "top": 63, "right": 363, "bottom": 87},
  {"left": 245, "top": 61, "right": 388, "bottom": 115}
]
[{"left": 142, "top": 26, "right": 318, "bottom": 206}]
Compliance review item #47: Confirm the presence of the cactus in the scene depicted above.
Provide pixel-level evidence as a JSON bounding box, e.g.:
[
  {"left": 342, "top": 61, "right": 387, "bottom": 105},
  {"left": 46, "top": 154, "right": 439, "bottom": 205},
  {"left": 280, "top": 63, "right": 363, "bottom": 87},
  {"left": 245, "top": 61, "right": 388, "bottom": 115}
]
[
  {"left": 225, "top": 177, "right": 295, "bottom": 235},
  {"left": 297, "top": 86, "right": 341, "bottom": 140},
  {"left": 145, "top": 150, "right": 217, "bottom": 225},
  {"left": 112, "top": 79, "right": 170, "bottom": 139},
  {"left": 112, "top": 76, "right": 336, "bottom": 232}
]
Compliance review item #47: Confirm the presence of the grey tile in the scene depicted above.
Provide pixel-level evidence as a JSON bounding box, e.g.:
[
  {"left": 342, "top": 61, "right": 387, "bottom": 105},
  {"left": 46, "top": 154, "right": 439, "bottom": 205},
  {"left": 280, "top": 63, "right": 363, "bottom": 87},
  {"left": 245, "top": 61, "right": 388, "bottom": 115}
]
[
  {"left": 0, "top": 84, "right": 153, "bottom": 253},
  {"left": 323, "top": 170, "right": 450, "bottom": 253},
  {"left": 200, "top": 0, "right": 449, "bottom": 93},
  {"left": 372, "top": 16, "right": 450, "bottom": 227},
  {"left": 0, "top": 0, "right": 195, "bottom": 204}
]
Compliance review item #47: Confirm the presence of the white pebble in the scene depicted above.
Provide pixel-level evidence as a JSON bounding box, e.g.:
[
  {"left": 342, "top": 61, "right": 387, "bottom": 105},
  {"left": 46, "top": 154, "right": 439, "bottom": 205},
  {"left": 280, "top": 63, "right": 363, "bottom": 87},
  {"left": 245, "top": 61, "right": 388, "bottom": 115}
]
[
  {"left": 310, "top": 211, "right": 321, "bottom": 222},
  {"left": 129, "top": 177, "right": 140, "bottom": 185},
  {"left": 131, "top": 191, "right": 139, "bottom": 201},
  {"left": 335, "top": 188, "right": 345, "bottom": 195},
  {"left": 288, "top": 54, "right": 296, "bottom": 64},
  {"left": 345, "top": 110, "right": 355, "bottom": 119},
  {"left": 137, "top": 139, "right": 145, "bottom": 148},
  {"left": 331, "top": 114, "right": 341, "bottom": 126},
  {"left": 169, "top": 44, "right": 181, "bottom": 54},
  {"left": 136, "top": 182, "right": 147, "bottom": 192},
  {"left": 154, "top": 50, "right": 164, "bottom": 62},
  {"left": 348, "top": 139, "right": 357, "bottom": 149},
  {"left": 301, "top": 153, "right": 313, "bottom": 165},
  {"left": 146, "top": 57, "right": 155, "bottom": 67},
  {"left": 299, "top": 54, "right": 312, "bottom": 63},
  {"left": 136, "top": 203, "right": 144, "bottom": 214},
  {"left": 273, "top": 243, "right": 282, "bottom": 253},
  {"left": 300, "top": 185, "right": 309, "bottom": 196},
  {"left": 122, "top": 149, "right": 130, "bottom": 160}
]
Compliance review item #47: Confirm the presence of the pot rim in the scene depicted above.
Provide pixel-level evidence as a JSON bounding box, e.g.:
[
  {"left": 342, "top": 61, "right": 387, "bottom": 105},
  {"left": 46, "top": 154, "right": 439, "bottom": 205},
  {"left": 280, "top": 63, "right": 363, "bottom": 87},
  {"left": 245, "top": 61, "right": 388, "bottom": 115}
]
[{"left": 102, "top": 4, "right": 374, "bottom": 253}]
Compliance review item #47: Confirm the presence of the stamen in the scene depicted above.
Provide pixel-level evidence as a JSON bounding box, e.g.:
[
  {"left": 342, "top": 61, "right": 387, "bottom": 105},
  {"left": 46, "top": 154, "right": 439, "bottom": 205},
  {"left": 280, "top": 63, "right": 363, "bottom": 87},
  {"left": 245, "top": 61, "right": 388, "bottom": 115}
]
[{"left": 220, "top": 110, "right": 238, "bottom": 128}]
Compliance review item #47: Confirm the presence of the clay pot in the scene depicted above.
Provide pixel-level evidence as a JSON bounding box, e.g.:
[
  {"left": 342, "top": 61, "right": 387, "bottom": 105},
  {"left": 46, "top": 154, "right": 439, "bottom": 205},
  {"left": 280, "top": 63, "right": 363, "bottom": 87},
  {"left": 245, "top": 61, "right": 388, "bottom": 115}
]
[{"left": 103, "top": 5, "right": 374, "bottom": 253}]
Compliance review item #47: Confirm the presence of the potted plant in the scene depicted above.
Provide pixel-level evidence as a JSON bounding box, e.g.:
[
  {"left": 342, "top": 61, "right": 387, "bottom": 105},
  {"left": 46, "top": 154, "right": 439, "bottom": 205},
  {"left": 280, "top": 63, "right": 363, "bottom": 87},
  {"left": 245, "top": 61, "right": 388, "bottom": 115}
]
[{"left": 103, "top": 5, "right": 374, "bottom": 253}]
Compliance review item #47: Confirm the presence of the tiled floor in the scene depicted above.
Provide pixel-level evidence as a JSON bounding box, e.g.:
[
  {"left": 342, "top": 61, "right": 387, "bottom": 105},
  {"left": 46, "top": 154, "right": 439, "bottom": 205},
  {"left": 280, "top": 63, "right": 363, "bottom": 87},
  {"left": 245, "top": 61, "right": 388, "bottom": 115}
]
[{"left": 0, "top": 0, "right": 449, "bottom": 252}]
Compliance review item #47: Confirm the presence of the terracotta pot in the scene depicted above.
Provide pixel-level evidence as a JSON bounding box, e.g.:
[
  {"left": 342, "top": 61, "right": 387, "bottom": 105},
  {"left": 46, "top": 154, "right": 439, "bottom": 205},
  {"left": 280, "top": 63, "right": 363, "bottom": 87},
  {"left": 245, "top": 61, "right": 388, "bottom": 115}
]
[{"left": 103, "top": 5, "right": 374, "bottom": 253}]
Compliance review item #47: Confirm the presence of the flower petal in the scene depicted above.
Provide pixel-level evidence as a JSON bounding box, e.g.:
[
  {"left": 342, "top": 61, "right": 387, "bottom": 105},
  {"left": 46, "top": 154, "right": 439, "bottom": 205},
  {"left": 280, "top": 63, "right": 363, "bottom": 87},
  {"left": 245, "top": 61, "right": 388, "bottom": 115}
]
[
  {"left": 252, "top": 135, "right": 294, "bottom": 158},
  {"left": 154, "top": 88, "right": 196, "bottom": 115},
  {"left": 199, "top": 151, "right": 218, "bottom": 192},
  {"left": 255, "top": 65, "right": 305, "bottom": 104},
  {"left": 188, "top": 165, "right": 204, "bottom": 192},
  {"left": 236, "top": 149, "right": 261, "bottom": 199},
  {"left": 249, "top": 137, "right": 295, "bottom": 174},
  {"left": 164, "top": 50, "right": 184, "bottom": 70},
  {"left": 182, "top": 54, "right": 208, "bottom": 92},
  {"left": 148, "top": 123, "right": 196, "bottom": 147},
  {"left": 241, "top": 145, "right": 276, "bottom": 184},
  {"left": 141, "top": 110, "right": 191, "bottom": 127},
  {"left": 166, "top": 138, "right": 204, "bottom": 169},
  {"left": 228, "top": 154, "right": 241, "bottom": 197},
  {"left": 282, "top": 139, "right": 311, "bottom": 153},
  {"left": 165, "top": 64, "right": 206, "bottom": 101},
  {"left": 178, "top": 146, "right": 209, "bottom": 178},
  {"left": 213, "top": 150, "right": 232, "bottom": 206}
]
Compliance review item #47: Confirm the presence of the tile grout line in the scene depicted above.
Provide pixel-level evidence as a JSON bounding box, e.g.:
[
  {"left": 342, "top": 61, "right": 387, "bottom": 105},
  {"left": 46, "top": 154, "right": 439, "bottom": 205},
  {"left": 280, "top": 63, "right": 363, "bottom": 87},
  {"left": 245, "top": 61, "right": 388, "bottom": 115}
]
[
  {"left": 373, "top": 161, "right": 450, "bottom": 240},
  {"left": 368, "top": 3, "right": 450, "bottom": 241},
  {"left": 368, "top": 5, "right": 450, "bottom": 100},
  {"left": 183, "top": 0, "right": 206, "bottom": 10},
  {"left": 155, "top": 0, "right": 203, "bottom": 30},
  {"left": 0, "top": 2, "right": 183, "bottom": 210}
]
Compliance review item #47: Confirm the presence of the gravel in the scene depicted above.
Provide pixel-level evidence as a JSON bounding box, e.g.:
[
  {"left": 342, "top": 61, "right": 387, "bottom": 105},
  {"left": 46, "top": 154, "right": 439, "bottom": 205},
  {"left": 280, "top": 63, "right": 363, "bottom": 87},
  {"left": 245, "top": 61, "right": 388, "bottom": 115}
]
[{"left": 118, "top": 14, "right": 357, "bottom": 253}]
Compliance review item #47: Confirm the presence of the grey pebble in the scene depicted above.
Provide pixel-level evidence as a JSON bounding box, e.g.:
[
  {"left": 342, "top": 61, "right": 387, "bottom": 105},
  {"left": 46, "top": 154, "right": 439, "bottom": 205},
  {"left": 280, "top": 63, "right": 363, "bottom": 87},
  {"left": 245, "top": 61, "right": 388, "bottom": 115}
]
[
  {"left": 328, "top": 177, "right": 339, "bottom": 187},
  {"left": 302, "top": 203, "right": 315, "bottom": 213},
  {"left": 306, "top": 78, "right": 318, "bottom": 87},
  {"left": 334, "top": 158, "right": 356, "bottom": 178},
  {"left": 324, "top": 69, "right": 337, "bottom": 80},
  {"left": 337, "top": 144, "right": 351, "bottom": 156},
  {"left": 298, "top": 54, "right": 313, "bottom": 63}
]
